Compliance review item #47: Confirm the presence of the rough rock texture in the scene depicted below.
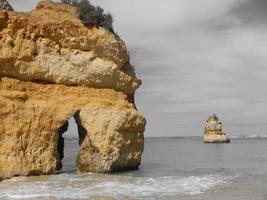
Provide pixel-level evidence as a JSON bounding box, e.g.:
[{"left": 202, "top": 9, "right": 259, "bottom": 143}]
[
  {"left": 0, "top": 1, "right": 146, "bottom": 180},
  {"left": 0, "top": 1, "right": 140, "bottom": 95},
  {"left": 204, "top": 114, "right": 230, "bottom": 143}
]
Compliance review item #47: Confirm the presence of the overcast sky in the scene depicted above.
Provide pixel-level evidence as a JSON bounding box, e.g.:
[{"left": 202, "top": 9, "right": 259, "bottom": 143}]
[{"left": 9, "top": 0, "right": 267, "bottom": 137}]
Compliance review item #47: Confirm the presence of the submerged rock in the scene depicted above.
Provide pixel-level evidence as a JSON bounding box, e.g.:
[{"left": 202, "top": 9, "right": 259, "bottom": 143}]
[
  {"left": 203, "top": 114, "right": 230, "bottom": 143},
  {"left": 0, "top": 1, "right": 146, "bottom": 180}
]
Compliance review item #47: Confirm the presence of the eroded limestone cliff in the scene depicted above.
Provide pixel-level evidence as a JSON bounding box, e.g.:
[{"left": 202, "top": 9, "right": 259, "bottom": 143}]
[
  {"left": 0, "top": 1, "right": 146, "bottom": 180},
  {"left": 0, "top": 1, "right": 140, "bottom": 95}
]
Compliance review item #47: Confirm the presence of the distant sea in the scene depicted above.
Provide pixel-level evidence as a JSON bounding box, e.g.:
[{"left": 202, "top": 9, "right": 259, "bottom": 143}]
[{"left": 1, "top": 136, "right": 267, "bottom": 200}]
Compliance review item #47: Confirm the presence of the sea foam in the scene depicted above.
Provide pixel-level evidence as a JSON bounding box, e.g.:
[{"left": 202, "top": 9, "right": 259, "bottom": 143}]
[
  {"left": 231, "top": 134, "right": 267, "bottom": 139},
  {"left": 0, "top": 173, "right": 240, "bottom": 199}
]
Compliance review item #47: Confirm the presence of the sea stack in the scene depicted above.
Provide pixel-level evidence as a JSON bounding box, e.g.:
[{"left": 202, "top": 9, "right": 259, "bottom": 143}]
[
  {"left": 203, "top": 114, "right": 230, "bottom": 143},
  {"left": 0, "top": 1, "right": 146, "bottom": 180}
]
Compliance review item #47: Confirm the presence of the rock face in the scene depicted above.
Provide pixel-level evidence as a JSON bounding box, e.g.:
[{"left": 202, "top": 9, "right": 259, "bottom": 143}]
[
  {"left": 0, "top": 1, "right": 146, "bottom": 180},
  {"left": 203, "top": 114, "right": 230, "bottom": 143},
  {"left": 0, "top": 1, "right": 140, "bottom": 95}
]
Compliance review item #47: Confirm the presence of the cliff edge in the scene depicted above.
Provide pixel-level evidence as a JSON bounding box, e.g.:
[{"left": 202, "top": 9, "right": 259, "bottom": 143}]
[{"left": 0, "top": 1, "right": 146, "bottom": 180}]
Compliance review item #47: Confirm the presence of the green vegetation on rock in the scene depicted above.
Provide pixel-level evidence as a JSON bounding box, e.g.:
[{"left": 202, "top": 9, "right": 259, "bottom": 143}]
[
  {"left": 60, "top": 0, "right": 114, "bottom": 34},
  {"left": 0, "top": 0, "right": 14, "bottom": 11}
]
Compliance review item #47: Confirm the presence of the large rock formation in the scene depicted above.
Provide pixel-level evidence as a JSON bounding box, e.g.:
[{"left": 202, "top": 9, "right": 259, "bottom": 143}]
[
  {"left": 203, "top": 114, "right": 230, "bottom": 143},
  {"left": 0, "top": 1, "right": 140, "bottom": 95},
  {"left": 0, "top": 1, "right": 146, "bottom": 180}
]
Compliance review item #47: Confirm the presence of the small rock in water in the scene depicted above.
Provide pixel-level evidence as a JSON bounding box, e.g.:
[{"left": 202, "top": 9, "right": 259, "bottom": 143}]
[{"left": 204, "top": 114, "right": 230, "bottom": 143}]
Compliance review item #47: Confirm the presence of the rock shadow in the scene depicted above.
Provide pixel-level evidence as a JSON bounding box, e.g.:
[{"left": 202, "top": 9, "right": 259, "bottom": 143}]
[{"left": 56, "top": 111, "right": 88, "bottom": 171}]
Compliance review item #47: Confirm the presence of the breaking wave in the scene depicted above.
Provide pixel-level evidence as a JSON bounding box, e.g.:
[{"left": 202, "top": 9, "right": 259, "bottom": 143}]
[
  {"left": 231, "top": 135, "right": 267, "bottom": 139},
  {"left": 0, "top": 173, "right": 240, "bottom": 200}
]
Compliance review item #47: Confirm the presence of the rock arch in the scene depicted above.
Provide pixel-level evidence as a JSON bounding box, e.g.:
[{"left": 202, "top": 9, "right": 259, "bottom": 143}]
[
  {"left": 56, "top": 112, "right": 88, "bottom": 171},
  {"left": 0, "top": 77, "right": 146, "bottom": 180},
  {"left": 0, "top": 1, "right": 146, "bottom": 181}
]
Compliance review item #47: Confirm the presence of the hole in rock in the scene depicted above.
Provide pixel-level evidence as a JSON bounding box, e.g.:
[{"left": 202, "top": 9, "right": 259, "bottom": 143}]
[{"left": 57, "top": 113, "right": 87, "bottom": 172}]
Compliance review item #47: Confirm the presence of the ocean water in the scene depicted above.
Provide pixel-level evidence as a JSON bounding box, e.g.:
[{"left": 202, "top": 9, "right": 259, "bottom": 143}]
[{"left": 1, "top": 136, "right": 267, "bottom": 200}]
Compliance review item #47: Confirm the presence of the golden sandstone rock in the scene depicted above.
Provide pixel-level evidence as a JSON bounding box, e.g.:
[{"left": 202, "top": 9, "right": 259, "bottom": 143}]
[
  {"left": 0, "top": 1, "right": 140, "bottom": 95},
  {"left": 0, "top": 1, "right": 146, "bottom": 180},
  {"left": 204, "top": 114, "right": 230, "bottom": 143}
]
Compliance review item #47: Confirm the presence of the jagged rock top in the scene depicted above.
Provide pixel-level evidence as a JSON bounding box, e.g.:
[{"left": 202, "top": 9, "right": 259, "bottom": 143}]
[
  {"left": 204, "top": 114, "right": 223, "bottom": 133},
  {"left": 0, "top": 1, "right": 141, "bottom": 94},
  {"left": 203, "top": 114, "right": 230, "bottom": 143}
]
